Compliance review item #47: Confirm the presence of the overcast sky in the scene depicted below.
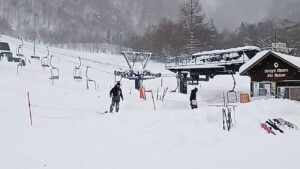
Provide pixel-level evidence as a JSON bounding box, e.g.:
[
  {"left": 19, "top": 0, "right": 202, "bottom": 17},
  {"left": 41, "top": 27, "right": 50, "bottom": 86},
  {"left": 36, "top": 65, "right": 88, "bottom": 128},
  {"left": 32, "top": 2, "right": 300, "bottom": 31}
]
[{"left": 191, "top": 0, "right": 300, "bottom": 30}]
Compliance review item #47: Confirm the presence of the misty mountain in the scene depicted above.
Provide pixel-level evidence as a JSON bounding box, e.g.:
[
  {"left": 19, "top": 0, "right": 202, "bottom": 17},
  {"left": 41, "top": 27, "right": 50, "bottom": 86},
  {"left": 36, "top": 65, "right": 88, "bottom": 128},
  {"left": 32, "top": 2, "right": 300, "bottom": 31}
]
[{"left": 112, "top": 0, "right": 180, "bottom": 33}]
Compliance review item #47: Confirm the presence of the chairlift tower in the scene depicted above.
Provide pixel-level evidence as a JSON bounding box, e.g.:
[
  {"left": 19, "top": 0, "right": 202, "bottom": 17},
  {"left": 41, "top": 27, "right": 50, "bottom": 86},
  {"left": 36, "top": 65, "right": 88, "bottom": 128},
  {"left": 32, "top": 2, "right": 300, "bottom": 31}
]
[
  {"left": 114, "top": 51, "right": 161, "bottom": 90},
  {"left": 30, "top": 0, "right": 40, "bottom": 60}
]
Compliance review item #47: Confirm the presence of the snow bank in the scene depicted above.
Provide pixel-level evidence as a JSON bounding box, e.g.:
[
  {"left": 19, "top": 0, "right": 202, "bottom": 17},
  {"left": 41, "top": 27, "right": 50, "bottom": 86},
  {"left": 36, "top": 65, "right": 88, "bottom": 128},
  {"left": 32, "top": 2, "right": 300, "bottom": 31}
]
[{"left": 0, "top": 35, "right": 299, "bottom": 169}]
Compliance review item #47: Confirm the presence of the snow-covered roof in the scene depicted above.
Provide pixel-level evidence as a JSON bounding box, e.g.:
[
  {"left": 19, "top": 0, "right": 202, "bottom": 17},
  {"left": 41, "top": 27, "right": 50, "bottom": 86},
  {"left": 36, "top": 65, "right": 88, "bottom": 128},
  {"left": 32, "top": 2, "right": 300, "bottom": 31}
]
[
  {"left": 167, "top": 63, "right": 225, "bottom": 70},
  {"left": 240, "top": 50, "right": 300, "bottom": 74},
  {"left": 192, "top": 46, "right": 260, "bottom": 56}
]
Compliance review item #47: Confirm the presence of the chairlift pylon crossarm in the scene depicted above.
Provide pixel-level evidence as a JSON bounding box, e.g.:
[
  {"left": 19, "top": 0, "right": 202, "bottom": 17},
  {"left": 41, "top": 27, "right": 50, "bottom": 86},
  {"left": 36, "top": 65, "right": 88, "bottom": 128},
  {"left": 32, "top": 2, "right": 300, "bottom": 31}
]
[{"left": 121, "top": 51, "right": 153, "bottom": 70}]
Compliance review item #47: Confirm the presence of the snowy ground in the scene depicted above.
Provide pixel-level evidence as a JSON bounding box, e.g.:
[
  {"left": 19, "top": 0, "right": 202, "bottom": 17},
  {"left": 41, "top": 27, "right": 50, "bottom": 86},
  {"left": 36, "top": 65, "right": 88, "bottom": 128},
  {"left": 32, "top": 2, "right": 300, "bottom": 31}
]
[{"left": 0, "top": 35, "right": 300, "bottom": 169}]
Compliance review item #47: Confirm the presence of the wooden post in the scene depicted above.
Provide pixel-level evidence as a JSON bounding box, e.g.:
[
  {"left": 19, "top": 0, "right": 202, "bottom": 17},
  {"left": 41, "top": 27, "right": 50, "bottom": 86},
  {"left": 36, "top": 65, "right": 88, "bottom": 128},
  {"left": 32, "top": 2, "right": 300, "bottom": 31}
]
[
  {"left": 161, "top": 87, "right": 168, "bottom": 102},
  {"left": 151, "top": 90, "right": 156, "bottom": 111},
  {"left": 27, "top": 92, "right": 33, "bottom": 126},
  {"left": 157, "top": 87, "right": 159, "bottom": 100}
]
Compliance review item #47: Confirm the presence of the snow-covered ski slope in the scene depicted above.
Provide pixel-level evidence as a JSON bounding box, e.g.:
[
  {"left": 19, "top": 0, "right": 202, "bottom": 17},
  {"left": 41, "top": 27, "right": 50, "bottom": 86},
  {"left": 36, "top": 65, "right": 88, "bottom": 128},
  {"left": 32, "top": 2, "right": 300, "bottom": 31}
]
[{"left": 1, "top": 35, "right": 300, "bottom": 169}]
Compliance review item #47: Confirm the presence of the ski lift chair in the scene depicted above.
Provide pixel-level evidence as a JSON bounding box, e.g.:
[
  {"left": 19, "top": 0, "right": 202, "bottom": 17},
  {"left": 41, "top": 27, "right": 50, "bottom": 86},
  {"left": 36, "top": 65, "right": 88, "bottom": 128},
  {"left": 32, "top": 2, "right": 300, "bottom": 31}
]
[
  {"left": 41, "top": 47, "right": 50, "bottom": 68},
  {"left": 12, "top": 44, "right": 24, "bottom": 63},
  {"left": 16, "top": 38, "right": 24, "bottom": 57},
  {"left": 49, "top": 55, "right": 59, "bottom": 81},
  {"left": 30, "top": 39, "right": 40, "bottom": 60},
  {"left": 16, "top": 45, "right": 24, "bottom": 57},
  {"left": 86, "top": 66, "right": 96, "bottom": 90},
  {"left": 73, "top": 57, "right": 82, "bottom": 80},
  {"left": 227, "top": 74, "right": 238, "bottom": 103}
]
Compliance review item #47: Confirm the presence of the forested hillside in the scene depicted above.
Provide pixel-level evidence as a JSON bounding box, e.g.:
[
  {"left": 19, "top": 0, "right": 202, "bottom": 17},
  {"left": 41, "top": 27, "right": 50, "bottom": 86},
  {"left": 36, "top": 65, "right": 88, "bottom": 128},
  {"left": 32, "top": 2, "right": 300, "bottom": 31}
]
[
  {"left": 0, "top": 0, "right": 180, "bottom": 44},
  {"left": 1, "top": 0, "right": 300, "bottom": 58}
]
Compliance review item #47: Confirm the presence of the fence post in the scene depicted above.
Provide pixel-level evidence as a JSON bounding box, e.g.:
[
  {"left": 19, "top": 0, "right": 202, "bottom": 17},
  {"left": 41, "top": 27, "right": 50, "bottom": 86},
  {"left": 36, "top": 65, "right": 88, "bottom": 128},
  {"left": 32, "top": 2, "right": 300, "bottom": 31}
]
[
  {"left": 27, "top": 92, "right": 33, "bottom": 126},
  {"left": 151, "top": 90, "right": 156, "bottom": 111}
]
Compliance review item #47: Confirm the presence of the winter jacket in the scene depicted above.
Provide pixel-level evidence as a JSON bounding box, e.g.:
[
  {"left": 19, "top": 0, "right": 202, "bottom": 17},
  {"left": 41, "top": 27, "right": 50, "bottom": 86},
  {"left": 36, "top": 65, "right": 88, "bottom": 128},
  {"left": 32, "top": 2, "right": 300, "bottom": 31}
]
[
  {"left": 110, "top": 86, "right": 123, "bottom": 102},
  {"left": 190, "top": 88, "right": 198, "bottom": 101}
]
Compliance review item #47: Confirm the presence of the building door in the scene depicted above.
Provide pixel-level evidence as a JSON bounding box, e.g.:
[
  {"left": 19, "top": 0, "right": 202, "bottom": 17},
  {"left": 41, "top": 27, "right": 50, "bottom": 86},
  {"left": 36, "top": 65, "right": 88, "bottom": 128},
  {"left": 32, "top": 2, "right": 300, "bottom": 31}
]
[
  {"left": 258, "top": 83, "right": 268, "bottom": 96},
  {"left": 265, "top": 83, "right": 271, "bottom": 95}
]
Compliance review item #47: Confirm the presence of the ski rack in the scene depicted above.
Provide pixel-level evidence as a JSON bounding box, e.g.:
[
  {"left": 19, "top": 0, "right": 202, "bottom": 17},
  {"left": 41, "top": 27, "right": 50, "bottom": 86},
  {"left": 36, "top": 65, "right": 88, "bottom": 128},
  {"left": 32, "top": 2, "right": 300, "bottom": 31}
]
[
  {"left": 73, "top": 57, "right": 82, "bottom": 80},
  {"left": 41, "top": 47, "right": 50, "bottom": 68},
  {"left": 227, "top": 74, "right": 238, "bottom": 103},
  {"left": 49, "top": 55, "right": 60, "bottom": 84},
  {"left": 86, "top": 66, "right": 96, "bottom": 90},
  {"left": 208, "top": 92, "right": 237, "bottom": 131}
]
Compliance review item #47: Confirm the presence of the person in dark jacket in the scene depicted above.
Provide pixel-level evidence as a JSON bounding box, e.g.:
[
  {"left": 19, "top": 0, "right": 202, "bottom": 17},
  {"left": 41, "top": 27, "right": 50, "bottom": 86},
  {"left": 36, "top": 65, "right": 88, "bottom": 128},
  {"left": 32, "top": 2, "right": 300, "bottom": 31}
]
[
  {"left": 109, "top": 82, "right": 124, "bottom": 113},
  {"left": 190, "top": 87, "right": 198, "bottom": 109}
]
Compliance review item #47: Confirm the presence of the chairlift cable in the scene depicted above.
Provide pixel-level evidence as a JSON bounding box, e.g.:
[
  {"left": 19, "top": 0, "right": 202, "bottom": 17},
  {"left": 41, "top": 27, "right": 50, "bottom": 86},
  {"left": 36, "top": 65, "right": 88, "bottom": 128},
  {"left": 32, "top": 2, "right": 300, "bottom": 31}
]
[{"left": 1, "top": 36, "right": 127, "bottom": 69}]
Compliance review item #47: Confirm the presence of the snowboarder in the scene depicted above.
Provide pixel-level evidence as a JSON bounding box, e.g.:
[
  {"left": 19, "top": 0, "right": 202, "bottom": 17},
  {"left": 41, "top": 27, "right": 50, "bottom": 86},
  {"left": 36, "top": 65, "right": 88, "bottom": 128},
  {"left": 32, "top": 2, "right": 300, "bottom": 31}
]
[
  {"left": 109, "top": 82, "right": 124, "bottom": 113},
  {"left": 190, "top": 87, "right": 198, "bottom": 109}
]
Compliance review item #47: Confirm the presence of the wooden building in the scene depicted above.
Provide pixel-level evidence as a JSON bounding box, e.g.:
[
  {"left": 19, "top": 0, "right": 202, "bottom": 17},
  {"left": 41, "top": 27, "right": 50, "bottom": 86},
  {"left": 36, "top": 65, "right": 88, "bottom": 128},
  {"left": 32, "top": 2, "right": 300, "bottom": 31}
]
[{"left": 240, "top": 51, "right": 300, "bottom": 101}]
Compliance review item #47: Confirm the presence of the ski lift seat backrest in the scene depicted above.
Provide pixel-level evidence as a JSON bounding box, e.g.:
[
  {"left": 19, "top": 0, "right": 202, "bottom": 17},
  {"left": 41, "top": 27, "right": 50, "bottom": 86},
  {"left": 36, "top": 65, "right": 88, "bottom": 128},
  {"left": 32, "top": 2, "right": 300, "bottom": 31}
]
[
  {"left": 16, "top": 38, "right": 24, "bottom": 57},
  {"left": 41, "top": 57, "right": 50, "bottom": 67},
  {"left": 50, "top": 67, "right": 59, "bottom": 80},
  {"left": 73, "top": 68, "right": 82, "bottom": 79}
]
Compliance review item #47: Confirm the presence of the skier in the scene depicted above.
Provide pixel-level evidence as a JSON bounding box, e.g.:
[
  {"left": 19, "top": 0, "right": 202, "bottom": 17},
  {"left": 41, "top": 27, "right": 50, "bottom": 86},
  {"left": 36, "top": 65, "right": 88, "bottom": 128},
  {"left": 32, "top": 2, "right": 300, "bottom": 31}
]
[
  {"left": 190, "top": 87, "right": 198, "bottom": 109},
  {"left": 109, "top": 82, "right": 124, "bottom": 113}
]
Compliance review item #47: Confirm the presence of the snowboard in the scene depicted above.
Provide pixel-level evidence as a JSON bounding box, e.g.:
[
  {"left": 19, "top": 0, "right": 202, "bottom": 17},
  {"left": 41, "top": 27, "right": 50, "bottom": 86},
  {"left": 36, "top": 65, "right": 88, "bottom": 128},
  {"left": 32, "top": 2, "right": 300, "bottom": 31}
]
[{"left": 97, "top": 111, "right": 108, "bottom": 114}]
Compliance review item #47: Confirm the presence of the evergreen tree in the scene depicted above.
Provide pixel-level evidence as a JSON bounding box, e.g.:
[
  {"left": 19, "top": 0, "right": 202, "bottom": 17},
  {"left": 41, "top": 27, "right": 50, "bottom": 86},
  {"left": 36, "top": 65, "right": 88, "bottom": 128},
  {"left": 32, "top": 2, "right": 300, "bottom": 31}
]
[
  {"left": 179, "top": 0, "right": 205, "bottom": 55},
  {"left": 206, "top": 19, "right": 218, "bottom": 50}
]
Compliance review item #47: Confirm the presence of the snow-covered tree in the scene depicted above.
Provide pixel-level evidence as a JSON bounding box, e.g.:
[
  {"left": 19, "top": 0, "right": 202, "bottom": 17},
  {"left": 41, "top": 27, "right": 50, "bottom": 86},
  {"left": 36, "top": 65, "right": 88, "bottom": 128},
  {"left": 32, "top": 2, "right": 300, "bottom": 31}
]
[{"left": 179, "top": 0, "right": 205, "bottom": 55}]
